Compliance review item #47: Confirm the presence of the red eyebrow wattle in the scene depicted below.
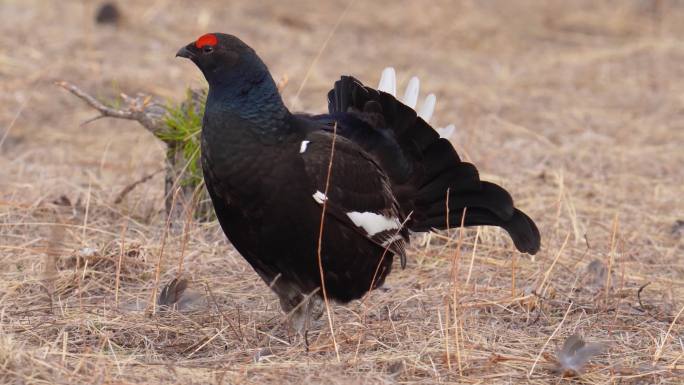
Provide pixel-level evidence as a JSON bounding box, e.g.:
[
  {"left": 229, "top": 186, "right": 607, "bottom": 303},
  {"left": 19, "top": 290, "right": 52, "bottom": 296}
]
[{"left": 195, "top": 33, "right": 217, "bottom": 48}]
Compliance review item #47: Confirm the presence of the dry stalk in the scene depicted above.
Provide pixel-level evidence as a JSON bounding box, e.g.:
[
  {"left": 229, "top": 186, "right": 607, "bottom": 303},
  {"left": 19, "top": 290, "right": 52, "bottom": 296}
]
[
  {"left": 464, "top": 227, "right": 480, "bottom": 286},
  {"left": 605, "top": 213, "right": 619, "bottom": 305},
  {"left": 652, "top": 304, "right": 684, "bottom": 365},
  {"left": 291, "top": 0, "right": 357, "bottom": 109},
  {"left": 0, "top": 95, "right": 28, "bottom": 151},
  {"left": 528, "top": 301, "right": 573, "bottom": 378},
  {"left": 42, "top": 213, "right": 65, "bottom": 313},
  {"left": 149, "top": 187, "right": 182, "bottom": 315},
  {"left": 114, "top": 221, "right": 127, "bottom": 307},
  {"left": 316, "top": 121, "right": 340, "bottom": 362},
  {"left": 450, "top": 208, "right": 467, "bottom": 375},
  {"left": 177, "top": 182, "right": 203, "bottom": 276},
  {"left": 537, "top": 233, "right": 570, "bottom": 297}
]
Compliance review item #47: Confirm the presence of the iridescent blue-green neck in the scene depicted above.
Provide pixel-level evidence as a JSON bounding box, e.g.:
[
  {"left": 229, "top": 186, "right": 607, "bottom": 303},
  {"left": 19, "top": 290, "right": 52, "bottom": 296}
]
[{"left": 203, "top": 55, "right": 291, "bottom": 135}]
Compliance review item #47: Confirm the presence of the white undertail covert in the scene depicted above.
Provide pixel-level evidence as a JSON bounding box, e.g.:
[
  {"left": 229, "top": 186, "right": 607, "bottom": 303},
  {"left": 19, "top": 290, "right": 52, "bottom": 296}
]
[{"left": 377, "top": 67, "right": 455, "bottom": 139}]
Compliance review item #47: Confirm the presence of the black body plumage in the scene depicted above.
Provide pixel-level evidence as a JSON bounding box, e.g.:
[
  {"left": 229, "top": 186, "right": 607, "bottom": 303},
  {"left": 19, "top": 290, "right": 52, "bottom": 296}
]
[{"left": 177, "top": 33, "right": 540, "bottom": 312}]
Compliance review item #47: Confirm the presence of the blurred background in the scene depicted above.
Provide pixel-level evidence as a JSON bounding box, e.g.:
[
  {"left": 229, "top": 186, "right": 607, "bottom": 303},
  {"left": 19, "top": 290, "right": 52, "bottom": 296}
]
[{"left": 1, "top": 1, "right": 682, "bottom": 216}]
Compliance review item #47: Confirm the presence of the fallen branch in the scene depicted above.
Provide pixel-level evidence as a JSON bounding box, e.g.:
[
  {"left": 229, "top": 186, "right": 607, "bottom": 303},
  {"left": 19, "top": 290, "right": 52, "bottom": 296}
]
[
  {"left": 114, "top": 168, "right": 164, "bottom": 204},
  {"left": 56, "top": 81, "right": 167, "bottom": 135}
]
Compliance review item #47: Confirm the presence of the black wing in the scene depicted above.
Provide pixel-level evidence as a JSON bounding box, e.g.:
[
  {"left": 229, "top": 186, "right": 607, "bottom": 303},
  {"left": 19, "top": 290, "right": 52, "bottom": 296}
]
[
  {"left": 298, "top": 129, "right": 409, "bottom": 266},
  {"left": 308, "top": 76, "right": 540, "bottom": 254}
]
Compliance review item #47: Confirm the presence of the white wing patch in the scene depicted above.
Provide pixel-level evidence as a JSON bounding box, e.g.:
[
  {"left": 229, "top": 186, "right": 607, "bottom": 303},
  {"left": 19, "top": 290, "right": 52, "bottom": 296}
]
[
  {"left": 312, "top": 190, "right": 328, "bottom": 204},
  {"left": 299, "top": 140, "right": 310, "bottom": 154},
  {"left": 346, "top": 211, "right": 401, "bottom": 236}
]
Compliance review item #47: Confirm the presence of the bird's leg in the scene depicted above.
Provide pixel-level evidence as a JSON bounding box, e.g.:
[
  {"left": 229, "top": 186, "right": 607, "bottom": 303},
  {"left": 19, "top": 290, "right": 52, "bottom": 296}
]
[
  {"left": 266, "top": 273, "right": 325, "bottom": 345},
  {"left": 279, "top": 288, "right": 324, "bottom": 348},
  {"left": 287, "top": 297, "right": 309, "bottom": 337},
  {"left": 269, "top": 278, "right": 308, "bottom": 339},
  {"left": 287, "top": 290, "right": 319, "bottom": 337}
]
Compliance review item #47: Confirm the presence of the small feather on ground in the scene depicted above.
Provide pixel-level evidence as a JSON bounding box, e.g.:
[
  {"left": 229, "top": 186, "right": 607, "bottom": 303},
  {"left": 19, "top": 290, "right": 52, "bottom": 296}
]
[{"left": 555, "top": 334, "right": 605, "bottom": 377}]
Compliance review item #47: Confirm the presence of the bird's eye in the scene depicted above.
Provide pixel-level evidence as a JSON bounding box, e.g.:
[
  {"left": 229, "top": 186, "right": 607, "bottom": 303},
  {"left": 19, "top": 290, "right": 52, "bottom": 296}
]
[{"left": 202, "top": 45, "right": 214, "bottom": 54}]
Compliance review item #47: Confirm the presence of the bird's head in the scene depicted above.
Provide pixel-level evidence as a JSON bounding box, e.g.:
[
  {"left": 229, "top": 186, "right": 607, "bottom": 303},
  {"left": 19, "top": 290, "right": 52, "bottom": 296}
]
[
  {"left": 176, "top": 33, "right": 260, "bottom": 86},
  {"left": 176, "top": 33, "right": 288, "bottom": 128}
]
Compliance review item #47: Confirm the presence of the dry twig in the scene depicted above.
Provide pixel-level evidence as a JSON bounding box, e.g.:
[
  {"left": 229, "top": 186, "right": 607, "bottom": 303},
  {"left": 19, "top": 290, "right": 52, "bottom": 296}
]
[{"left": 55, "top": 81, "right": 166, "bottom": 135}]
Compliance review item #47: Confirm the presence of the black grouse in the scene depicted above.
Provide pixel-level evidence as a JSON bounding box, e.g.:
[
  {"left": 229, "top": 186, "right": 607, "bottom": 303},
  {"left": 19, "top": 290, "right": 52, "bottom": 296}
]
[{"left": 176, "top": 33, "right": 540, "bottom": 330}]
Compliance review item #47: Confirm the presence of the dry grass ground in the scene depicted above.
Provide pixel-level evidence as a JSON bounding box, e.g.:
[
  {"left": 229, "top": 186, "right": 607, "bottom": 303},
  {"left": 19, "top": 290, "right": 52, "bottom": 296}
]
[{"left": 1, "top": 1, "right": 683, "bottom": 384}]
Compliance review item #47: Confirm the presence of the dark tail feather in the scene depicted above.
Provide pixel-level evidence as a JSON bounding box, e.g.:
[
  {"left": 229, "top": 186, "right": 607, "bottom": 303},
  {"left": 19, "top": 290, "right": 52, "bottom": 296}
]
[
  {"left": 412, "top": 207, "right": 540, "bottom": 254},
  {"left": 418, "top": 181, "right": 514, "bottom": 219},
  {"left": 419, "top": 142, "right": 481, "bottom": 194},
  {"left": 408, "top": 137, "right": 540, "bottom": 254},
  {"left": 327, "top": 75, "right": 541, "bottom": 254},
  {"left": 410, "top": 134, "right": 538, "bottom": 253}
]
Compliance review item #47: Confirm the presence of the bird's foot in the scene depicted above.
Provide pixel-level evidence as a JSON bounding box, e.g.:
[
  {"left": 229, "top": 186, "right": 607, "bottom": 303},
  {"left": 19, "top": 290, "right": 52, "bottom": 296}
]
[{"left": 285, "top": 293, "right": 323, "bottom": 350}]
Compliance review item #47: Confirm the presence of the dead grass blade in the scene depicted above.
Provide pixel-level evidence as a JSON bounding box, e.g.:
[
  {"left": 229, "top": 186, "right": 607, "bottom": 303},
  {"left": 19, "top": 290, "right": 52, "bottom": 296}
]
[{"left": 316, "top": 121, "right": 340, "bottom": 362}]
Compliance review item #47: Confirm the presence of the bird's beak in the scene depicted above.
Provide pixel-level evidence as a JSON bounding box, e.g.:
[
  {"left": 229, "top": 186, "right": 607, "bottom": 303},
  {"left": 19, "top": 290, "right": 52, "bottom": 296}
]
[{"left": 176, "top": 44, "right": 195, "bottom": 59}]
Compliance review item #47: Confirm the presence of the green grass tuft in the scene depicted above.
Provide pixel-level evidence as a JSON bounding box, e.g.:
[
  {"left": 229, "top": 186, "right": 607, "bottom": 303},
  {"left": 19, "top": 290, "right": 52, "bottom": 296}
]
[{"left": 160, "top": 88, "right": 207, "bottom": 186}]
